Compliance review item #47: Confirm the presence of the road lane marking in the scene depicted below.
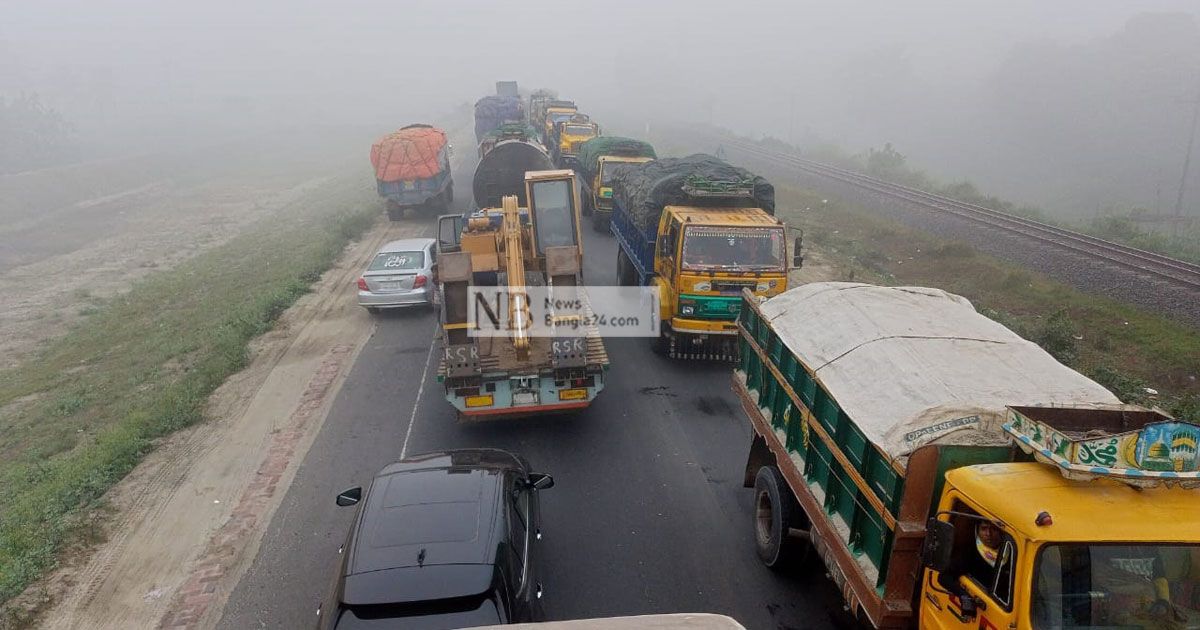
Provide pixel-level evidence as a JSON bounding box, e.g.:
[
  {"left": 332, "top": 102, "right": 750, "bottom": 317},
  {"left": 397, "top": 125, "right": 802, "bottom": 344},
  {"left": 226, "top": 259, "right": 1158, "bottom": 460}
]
[{"left": 400, "top": 329, "right": 437, "bottom": 458}]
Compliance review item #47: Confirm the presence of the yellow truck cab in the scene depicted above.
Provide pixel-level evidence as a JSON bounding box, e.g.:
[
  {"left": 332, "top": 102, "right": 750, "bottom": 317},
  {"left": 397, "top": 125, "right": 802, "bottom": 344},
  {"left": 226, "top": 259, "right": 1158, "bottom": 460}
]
[
  {"left": 924, "top": 462, "right": 1200, "bottom": 630},
  {"left": 653, "top": 207, "right": 788, "bottom": 352},
  {"left": 542, "top": 105, "right": 578, "bottom": 145},
  {"left": 595, "top": 155, "right": 653, "bottom": 211},
  {"left": 553, "top": 118, "right": 599, "bottom": 167}
]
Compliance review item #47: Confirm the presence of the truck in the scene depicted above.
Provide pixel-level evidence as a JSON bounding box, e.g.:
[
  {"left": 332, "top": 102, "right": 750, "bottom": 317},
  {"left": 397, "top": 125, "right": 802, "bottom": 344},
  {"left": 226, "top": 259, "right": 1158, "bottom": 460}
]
[
  {"left": 540, "top": 100, "right": 577, "bottom": 145},
  {"left": 471, "top": 138, "right": 554, "bottom": 210},
  {"left": 370, "top": 124, "right": 453, "bottom": 221},
  {"left": 610, "top": 154, "right": 798, "bottom": 360},
  {"left": 734, "top": 281, "right": 1200, "bottom": 629},
  {"left": 549, "top": 114, "right": 600, "bottom": 169},
  {"left": 576, "top": 136, "right": 656, "bottom": 230},
  {"left": 528, "top": 89, "right": 558, "bottom": 131},
  {"left": 434, "top": 160, "right": 608, "bottom": 419},
  {"left": 474, "top": 95, "right": 525, "bottom": 143}
]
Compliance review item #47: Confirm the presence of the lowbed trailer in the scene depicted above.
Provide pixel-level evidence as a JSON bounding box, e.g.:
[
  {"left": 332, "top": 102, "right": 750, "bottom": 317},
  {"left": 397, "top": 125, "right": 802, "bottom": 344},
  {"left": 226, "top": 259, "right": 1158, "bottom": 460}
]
[
  {"left": 436, "top": 170, "right": 609, "bottom": 419},
  {"left": 733, "top": 282, "right": 1200, "bottom": 629}
]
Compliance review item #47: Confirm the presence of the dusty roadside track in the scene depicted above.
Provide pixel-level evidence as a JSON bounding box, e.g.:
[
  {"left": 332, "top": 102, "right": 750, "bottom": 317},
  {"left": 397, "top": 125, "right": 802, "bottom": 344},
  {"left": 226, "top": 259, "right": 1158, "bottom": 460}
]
[{"left": 33, "top": 215, "right": 429, "bottom": 630}]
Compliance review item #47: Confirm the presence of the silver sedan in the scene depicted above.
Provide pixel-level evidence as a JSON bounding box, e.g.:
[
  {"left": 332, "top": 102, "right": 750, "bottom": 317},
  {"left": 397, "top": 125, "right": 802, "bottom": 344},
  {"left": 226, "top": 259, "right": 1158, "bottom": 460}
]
[{"left": 357, "top": 238, "right": 437, "bottom": 312}]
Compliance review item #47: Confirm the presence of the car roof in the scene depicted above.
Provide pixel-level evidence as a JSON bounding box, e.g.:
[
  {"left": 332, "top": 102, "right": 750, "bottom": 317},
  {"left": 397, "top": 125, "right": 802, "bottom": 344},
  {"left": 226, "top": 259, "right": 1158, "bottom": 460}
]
[
  {"left": 345, "top": 449, "right": 526, "bottom": 581},
  {"left": 377, "top": 238, "right": 435, "bottom": 254}
]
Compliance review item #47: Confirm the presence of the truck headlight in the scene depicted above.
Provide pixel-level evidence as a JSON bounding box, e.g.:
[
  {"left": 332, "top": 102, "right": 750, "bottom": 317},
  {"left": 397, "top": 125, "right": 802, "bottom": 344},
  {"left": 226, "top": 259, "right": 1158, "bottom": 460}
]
[
  {"left": 756, "top": 282, "right": 770, "bottom": 292},
  {"left": 693, "top": 281, "right": 711, "bottom": 292},
  {"left": 681, "top": 305, "right": 694, "bottom": 315}
]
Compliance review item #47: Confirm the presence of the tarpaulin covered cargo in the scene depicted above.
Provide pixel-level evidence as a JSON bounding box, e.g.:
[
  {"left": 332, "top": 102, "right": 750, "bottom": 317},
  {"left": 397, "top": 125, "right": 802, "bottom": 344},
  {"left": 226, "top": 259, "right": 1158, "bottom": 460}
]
[
  {"left": 577, "top": 137, "right": 656, "bottom": 181},
  {"left": 755, "top": 282, "right": 1121, "bottom": 460},
  {"left": 611, "top": 154, "right": 774, "bottom": 234},
  {"left": 370, "top": 125, "right": 449, "bottom": 183},
  {"left": 474, "top": 96, "right": 524, "bottom": 142}
]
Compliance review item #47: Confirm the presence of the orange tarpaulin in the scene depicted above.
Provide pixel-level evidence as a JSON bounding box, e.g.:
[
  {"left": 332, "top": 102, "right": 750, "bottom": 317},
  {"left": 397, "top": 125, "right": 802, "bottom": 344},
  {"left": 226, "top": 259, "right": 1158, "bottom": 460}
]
[{"left": 370, "top": 125, "right": 448, "bottom": 182}]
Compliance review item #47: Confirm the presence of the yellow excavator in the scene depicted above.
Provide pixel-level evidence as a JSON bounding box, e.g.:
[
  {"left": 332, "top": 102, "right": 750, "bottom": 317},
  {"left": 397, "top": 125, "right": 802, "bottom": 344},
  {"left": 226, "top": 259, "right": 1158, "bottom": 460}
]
[{"left": 435, "top": 168, "right": 608, "bottom": 420}]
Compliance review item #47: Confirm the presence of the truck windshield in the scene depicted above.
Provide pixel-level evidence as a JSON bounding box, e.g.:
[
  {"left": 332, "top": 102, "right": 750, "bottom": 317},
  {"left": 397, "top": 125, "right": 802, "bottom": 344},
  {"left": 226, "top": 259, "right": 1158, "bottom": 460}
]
[
  {"left": 600, "top": 163, "right": 633, "bottom": 186},
  {"left": 549, "top": 112, "right": 574, "bottom": 123},
  {"left": 681, "top": 226, "right": 784, "bottom": 271},
  {"left": 1032, "top": 543, "right": 1200, "bottom": 628},
  {"left": 564, "top": 125, "right": 595, "bottom": 137}
]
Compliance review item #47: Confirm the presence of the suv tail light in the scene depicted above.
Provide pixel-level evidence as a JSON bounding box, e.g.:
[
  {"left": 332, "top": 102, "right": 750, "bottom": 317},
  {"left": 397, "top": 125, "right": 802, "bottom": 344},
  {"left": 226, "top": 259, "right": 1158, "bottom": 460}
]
[
  {"left": 356, "top": 277, "right": 369, "bottom": 291},
  {"left": 413, "top": 274, "right": 427, "bottom": 289}
]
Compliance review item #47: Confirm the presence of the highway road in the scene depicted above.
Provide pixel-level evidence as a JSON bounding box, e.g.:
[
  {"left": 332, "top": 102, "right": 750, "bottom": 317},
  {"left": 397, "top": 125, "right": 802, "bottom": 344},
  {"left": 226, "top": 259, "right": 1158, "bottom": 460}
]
[{"left": 219, "top": 192, "right": 848, "bottom": 630}]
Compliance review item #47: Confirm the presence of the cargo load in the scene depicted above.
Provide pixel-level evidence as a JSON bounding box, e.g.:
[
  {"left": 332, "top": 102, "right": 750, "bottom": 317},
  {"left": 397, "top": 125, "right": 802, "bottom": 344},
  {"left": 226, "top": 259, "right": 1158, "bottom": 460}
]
[
  {"left": 472, "top": 139, "right": 553, "bottom": 209},
  {"left": 474, "top": 96, "right": 524, "bottom": 143},
  {"left": 370, "top": 124, "right": 449, "bottom": 183},
  {"left": 752, "top": 282, "right": 1120, "bottom": 461},
  {"left": 576, "top": 136, "right": 656, "bottom": 182},
  {"left": 612, "top": 154, "right": 774, "bottom": 234}
]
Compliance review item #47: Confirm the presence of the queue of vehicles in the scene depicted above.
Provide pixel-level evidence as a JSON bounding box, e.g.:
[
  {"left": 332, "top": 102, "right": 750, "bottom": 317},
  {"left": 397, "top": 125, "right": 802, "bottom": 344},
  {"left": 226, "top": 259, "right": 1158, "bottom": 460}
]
[{"left": 345, "top": 82, "right": 1200, "bottom": 629}]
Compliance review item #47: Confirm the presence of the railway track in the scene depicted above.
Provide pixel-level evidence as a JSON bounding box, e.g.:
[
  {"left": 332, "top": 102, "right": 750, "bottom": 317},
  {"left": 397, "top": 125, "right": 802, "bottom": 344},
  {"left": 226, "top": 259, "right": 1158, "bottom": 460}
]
[{"left": 711, "top": 135, "right": 1200, "bottom": 293}]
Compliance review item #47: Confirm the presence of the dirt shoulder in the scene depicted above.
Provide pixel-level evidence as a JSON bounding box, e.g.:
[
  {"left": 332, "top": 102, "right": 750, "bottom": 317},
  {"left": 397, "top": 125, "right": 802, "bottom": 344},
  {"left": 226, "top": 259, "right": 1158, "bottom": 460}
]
[{"left": 26, "top": 217, "right": 427, "bottom": 629}]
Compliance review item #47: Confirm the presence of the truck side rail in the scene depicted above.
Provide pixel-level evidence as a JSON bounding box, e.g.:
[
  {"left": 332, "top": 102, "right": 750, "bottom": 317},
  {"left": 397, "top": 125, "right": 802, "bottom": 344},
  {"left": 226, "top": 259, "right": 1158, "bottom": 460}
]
[{"left": 610, "top": 198, "right": 656, "bottom": 284}]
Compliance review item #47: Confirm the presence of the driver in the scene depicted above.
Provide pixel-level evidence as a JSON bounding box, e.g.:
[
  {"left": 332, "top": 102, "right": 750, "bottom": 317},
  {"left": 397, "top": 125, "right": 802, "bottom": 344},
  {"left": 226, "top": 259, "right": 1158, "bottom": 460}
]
[{"left": 975, "top": 521, "right": 1002, "bottom": 570}]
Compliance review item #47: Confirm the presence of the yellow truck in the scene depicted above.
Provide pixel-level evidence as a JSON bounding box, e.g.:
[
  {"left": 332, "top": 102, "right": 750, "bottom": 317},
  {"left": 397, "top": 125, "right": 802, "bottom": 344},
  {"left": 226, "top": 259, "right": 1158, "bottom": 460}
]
[
  {"left": 576, "top": 136, "right": 656, "bottom": 230},
  {"left": 735, "top": 282, "right": 1200, "bottom": 629},
  {"left": 540, "top": 100, "right": 577, "bottom": 145},
  {"left": 610, "top": 155, "right": 799, "bottom": 360},
  {"left": 550, "top": 114, "right": 599, "bottom": 169}
]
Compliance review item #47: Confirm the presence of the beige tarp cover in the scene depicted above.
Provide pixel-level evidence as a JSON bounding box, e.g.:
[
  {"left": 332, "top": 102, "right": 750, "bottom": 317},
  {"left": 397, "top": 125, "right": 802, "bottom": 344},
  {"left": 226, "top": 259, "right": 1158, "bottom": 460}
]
[{"left": 758, "top": 283, "right": 1120, "bottom": 458}]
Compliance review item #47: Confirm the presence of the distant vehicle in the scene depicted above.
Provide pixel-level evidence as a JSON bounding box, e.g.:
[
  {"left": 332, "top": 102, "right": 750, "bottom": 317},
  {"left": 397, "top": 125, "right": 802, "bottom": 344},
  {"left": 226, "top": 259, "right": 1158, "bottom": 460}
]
[
  {"left": 356, "top": 238, "right": 437, "bottom": 312},
  {"left": 317, "top": 449, "right": 554, "bottom": 630},
  {"left": 370, "top": 125, "right": 454, "bottom": 221}
]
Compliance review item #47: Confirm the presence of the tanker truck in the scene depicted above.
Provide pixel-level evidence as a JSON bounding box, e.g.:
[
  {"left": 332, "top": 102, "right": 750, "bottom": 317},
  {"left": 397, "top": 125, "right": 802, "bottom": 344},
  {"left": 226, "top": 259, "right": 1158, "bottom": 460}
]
[
  {"left": 370, "top": 124, "right": 453, "bottom": 221},
  {"left": 734, "top": 282, "right": 1200, "bottom": 629}
]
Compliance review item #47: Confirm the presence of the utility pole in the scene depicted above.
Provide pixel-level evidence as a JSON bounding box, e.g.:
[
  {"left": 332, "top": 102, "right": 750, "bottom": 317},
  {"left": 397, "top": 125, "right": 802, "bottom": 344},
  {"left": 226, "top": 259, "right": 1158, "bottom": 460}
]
[{"left": 1174, "top": 71, "right": 1200, "bottom": 219}]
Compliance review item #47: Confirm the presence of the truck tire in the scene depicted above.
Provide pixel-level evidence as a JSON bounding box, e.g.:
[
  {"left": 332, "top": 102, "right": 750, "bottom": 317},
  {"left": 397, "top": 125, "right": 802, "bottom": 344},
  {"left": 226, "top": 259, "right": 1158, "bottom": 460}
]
[
  {"left": 386, "top": 200, "right": 404, "bottom": 221},
  {"left": 592, "top": 210, "right": 608, "bottom": 233},
  {"left": 616, "top": 248, "right": 635, "bottom": 286},
  {"left": 753, "top": 466, "right": 810, "bottom": 569}
]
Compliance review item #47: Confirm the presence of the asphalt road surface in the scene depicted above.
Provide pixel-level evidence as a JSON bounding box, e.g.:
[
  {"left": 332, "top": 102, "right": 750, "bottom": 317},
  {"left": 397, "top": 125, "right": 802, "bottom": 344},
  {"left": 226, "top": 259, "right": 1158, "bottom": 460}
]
[{"left": 220, "top": 214, "right": 849, "bottom": 630}]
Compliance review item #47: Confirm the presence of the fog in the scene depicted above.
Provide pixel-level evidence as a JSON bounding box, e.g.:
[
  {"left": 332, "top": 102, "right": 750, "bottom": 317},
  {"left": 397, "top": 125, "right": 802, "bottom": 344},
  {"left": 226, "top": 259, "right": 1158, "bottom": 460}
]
[{"left": 4, "top": 0, "right": 1199, "bottom": 218}]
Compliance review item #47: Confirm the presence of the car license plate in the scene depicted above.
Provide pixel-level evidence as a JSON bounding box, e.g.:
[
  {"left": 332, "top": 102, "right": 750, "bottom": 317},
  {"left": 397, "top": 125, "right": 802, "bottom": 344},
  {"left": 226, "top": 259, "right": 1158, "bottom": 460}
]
[
  {"left": 513, "top": 391, "right": 538, "bottom": 406},
  {"left": 558, "top": 388, "right": 587, "bottom": 401},
  {"left": 378, "top": 281, "right": 403, "bottom": 291},
  {"left": 465, "top": 395, "right": 493, "bottom": 408}
]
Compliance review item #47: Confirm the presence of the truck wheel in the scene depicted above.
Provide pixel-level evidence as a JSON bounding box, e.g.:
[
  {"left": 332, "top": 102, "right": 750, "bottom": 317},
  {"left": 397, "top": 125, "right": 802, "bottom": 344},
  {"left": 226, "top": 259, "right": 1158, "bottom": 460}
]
[
  {"left": 753, "top": 466, "right": 810, "bottom": 569},
  {"left": 386, "top": 200, "right": 403, "bottom": 221},
  {"left": 616, "top": 248, "right": 635, "bottom": 286}
]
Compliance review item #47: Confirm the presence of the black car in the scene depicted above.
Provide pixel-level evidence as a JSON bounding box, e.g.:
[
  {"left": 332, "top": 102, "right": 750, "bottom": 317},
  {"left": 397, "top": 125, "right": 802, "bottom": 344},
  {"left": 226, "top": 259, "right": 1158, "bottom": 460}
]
[{"left": 317, "top": 449, "right": 554, "bottom": 629}]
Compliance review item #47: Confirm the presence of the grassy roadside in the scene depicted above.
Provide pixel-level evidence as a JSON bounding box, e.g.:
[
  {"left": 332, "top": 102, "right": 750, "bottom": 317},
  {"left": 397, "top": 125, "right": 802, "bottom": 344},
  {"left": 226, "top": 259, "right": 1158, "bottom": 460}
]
[
  {"left": 777, "top": 183, "right": 1200, "bottom": 416},
  {"left": 0, "top": 171, "right": 379, "bottom": 611}
]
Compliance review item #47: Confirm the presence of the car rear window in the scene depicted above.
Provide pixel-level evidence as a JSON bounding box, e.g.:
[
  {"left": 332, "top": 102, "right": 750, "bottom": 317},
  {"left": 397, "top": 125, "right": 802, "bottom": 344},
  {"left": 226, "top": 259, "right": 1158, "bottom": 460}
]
[
  {"left": 368, "top": 251, "right": 424, "bottom": 272},
  {"left": 334, "top": 597, "right": 502, "bottom": 629}
]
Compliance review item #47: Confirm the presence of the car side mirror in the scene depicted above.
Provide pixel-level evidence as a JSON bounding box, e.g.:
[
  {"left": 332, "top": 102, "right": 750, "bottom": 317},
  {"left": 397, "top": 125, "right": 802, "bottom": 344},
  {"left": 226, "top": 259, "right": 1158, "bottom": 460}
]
[
  {"left": 527, "top": 473, "right": 554, "bottom": 491},
  {"left": 336, "top": 486, "right": 362, "bottom": 507},
  {"left": 921, "top": 519, "right": 955, "bottom": 572},
  {"left": 792, "top": 232, "right": 804, "bottom": 269}
]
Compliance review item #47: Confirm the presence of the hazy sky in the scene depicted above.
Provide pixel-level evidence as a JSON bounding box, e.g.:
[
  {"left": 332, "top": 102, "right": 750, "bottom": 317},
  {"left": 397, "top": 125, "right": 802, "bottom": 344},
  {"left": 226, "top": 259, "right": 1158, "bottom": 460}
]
[{"left": 4, "top": 1, "right": 1199, "bottom": 213}]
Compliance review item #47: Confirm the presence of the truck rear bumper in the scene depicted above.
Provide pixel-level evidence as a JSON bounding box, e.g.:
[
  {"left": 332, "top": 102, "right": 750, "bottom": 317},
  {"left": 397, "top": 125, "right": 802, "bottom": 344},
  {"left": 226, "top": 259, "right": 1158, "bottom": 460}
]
[{"left": 444, "top": 371, "right": 606, "bottom": 416}]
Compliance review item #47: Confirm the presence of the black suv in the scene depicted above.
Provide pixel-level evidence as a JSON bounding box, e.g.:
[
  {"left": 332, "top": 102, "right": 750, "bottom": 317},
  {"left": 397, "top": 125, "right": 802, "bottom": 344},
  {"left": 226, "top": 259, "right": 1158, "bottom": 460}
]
[{"left": 317, "top": 449, "right": 554, "bottom": 629}]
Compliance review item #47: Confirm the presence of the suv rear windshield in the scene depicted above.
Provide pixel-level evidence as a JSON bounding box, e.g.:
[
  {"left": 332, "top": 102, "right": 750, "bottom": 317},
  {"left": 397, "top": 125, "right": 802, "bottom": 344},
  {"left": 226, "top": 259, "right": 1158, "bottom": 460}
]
[
  {"left": 368, "top": 251, "right": 424, "bottom": 272},
  {"left": 334, "top": 597, "right": 502, "bottom": 629}
]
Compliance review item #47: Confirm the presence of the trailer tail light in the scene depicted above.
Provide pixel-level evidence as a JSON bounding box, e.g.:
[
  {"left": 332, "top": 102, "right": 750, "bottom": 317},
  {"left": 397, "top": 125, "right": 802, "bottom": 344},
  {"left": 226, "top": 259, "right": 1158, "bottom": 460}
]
[
  {"left": 413, "top": 274, "right": 428, "bottom": 289},
  {"left": 356, "top": 277, "right": 369, "bottom": 291}
]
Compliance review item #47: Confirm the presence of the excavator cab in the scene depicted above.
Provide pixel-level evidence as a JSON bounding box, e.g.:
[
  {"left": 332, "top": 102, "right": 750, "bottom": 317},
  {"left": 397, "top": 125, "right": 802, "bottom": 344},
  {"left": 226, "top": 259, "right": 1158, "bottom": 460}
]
[
  {"left": 525, "top": 170, "right": 583, "bottom": 262},
  {"left": 436, "top": 213, "right": 464, "bottom": 254}
]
